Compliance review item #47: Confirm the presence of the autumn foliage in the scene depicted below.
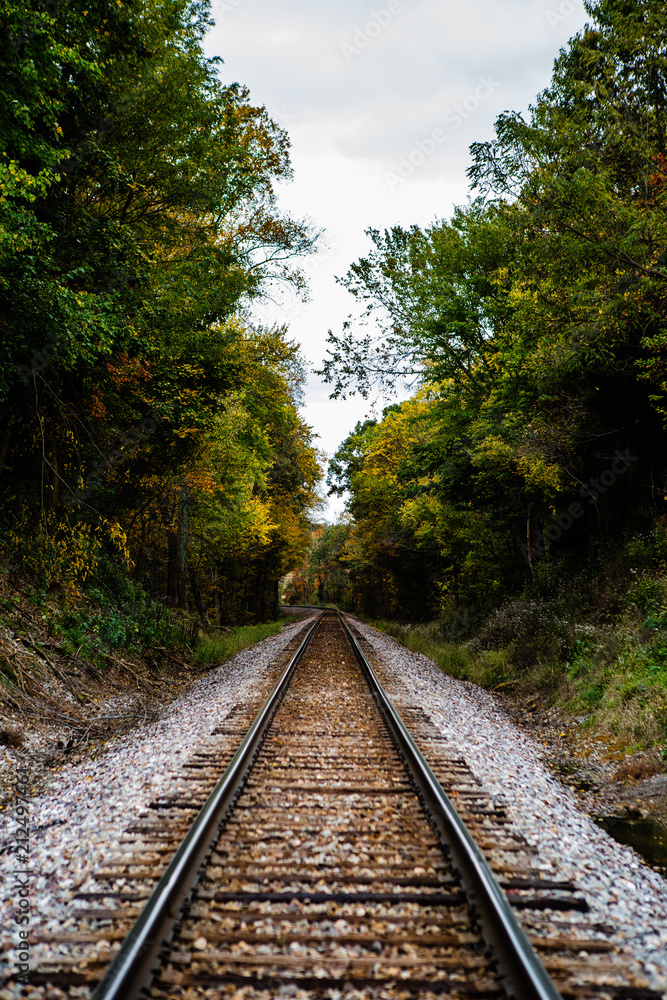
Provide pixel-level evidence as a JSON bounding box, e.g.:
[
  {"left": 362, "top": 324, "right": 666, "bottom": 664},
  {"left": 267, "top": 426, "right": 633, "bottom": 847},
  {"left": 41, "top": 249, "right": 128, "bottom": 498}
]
[
  {"left": 0, "top": 0, "right": 322, "bottom": 622},
  {"left": 323, "top": 0, "right": 667, "bottom": 621}
]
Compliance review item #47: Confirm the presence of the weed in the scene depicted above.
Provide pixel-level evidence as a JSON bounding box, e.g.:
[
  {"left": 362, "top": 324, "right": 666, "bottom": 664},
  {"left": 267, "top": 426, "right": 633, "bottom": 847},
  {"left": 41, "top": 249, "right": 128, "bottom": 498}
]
[
  {"left": 25, "top": 586, "right": 47, "bottom": 608},
  {"left": 369, "top": 619, "right": 513, "bottom": 688},
  {"left": 581, "top": 682, "right": 605, "bottom": 708}
]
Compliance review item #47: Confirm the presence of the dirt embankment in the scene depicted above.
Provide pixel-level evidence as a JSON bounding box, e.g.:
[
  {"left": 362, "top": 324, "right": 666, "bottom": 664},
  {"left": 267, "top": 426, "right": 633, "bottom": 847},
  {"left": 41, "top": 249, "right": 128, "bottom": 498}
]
[
  {"left": 498, "top": 687, "right": 667, "bottom": 828},
  {"left": 0, "top": 591, "right": 200, "bottom": 805}
]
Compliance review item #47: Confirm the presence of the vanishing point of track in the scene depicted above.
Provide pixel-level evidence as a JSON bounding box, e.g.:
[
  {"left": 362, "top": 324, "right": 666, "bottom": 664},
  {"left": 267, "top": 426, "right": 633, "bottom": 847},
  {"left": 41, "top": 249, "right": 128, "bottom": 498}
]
[{"left": 26, "top": 612, "right": 662, "bottom": 999}]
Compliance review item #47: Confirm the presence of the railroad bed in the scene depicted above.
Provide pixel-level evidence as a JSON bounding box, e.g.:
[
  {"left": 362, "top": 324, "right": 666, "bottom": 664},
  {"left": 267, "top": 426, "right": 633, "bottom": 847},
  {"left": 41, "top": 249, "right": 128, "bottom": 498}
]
[{"left": 9, "top": 613, "right": 665, "bottom": 999}]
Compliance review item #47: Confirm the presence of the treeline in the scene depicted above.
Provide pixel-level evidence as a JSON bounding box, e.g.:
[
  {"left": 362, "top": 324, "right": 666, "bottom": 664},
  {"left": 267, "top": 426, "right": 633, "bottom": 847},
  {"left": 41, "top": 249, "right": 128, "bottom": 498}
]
[
  {"left": 283, "top": 524, "right": 353, "bottom": 608},
  {"left": 319, "top": 0, "right": 667, "bottom": 622},
  {"left": 0, "top": 0, "right": 322, "bottom": 622}
]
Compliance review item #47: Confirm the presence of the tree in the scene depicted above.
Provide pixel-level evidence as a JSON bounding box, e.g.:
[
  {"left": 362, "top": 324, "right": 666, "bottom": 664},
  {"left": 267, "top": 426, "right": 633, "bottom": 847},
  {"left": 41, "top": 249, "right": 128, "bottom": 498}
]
[
  {"left": 0, "top": 0, "right": 322, "bottom": 620},
  {"left": 322, "top": 0, "right": 667, "bottom": 615}
]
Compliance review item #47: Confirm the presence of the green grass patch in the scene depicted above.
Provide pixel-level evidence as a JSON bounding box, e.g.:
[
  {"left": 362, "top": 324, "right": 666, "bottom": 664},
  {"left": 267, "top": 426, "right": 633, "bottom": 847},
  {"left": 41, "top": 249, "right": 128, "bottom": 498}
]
[
  {"left": 369, "top": 602, "right": 667, "bottom": 752},
  {"left": 368, "top": 619, "right": 514, "bottom": 689},
  {"left": 359, "top": 534, "right": 667, "bottom": 753},
  {"left": 195, "top": 621, "right": 287, "bottom": 668}
]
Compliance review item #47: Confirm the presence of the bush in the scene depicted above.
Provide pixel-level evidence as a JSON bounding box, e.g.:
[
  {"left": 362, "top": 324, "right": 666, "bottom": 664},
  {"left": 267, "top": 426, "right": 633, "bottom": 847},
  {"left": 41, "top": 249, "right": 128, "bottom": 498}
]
[
  {"left": 2, "top": 516, "right": 102, "bottom": 597},
  {"left": 369, "top": 531, "right": 667, "bottom": 752}
]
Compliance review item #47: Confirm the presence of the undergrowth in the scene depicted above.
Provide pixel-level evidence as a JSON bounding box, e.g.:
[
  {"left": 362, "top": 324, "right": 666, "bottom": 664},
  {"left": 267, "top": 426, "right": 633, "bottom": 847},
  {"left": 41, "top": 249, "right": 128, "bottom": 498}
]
[
  {"left": 0, "top": 552, "right": 290, "bottom": 752},
  {"left": 371, "top": 529, "right": 667, "bottom": 753},
  {"left": 195, "top": 621, "right": 286, "bottom": 668},
  {"left": 1, "top": 549, "right": 287, "bottom": 683},
  {"left": 369, "top": 620, "right": 512, "bottom": 689}
]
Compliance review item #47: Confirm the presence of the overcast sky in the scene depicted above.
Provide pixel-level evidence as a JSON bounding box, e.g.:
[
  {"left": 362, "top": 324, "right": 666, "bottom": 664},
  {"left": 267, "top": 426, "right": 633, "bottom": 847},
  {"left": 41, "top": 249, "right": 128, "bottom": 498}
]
[{"left": 204, "top": 0, "right": 589, "bottom": 520}]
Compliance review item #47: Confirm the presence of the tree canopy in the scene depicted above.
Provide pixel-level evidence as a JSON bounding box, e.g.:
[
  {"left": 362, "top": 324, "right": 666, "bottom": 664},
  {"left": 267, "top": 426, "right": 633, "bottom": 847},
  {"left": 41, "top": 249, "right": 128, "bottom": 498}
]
[
  {"left": 320, "top": 0, "right": 667, "bottom": 619},
  {"left": 0, "top": 0, "right": 322, "bottom": 621}
]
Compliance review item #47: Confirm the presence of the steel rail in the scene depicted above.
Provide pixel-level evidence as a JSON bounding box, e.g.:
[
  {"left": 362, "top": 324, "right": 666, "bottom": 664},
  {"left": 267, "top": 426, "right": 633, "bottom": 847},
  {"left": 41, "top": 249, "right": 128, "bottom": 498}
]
[
  {"left": 92, "top": 612, "right": 325, "bottom": 1000},
  {"left": 340, "top": 614, "right": 562, "bottom": 1000},
  {"left": 279, "top": 603, "right": 336, "bottom": 611}
]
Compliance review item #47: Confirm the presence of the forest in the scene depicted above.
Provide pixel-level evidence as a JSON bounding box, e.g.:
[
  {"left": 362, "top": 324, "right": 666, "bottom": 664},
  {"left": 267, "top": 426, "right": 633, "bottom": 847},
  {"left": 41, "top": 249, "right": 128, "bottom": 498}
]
[
  {"left": 285, "top": 0, "right": 667, "bottom": 747},
  {"left": 3, "top": 0, "right": 667, "bottom": 750},
  {"left": 0, "top": 0, "right": 322, "bottom": 635}
]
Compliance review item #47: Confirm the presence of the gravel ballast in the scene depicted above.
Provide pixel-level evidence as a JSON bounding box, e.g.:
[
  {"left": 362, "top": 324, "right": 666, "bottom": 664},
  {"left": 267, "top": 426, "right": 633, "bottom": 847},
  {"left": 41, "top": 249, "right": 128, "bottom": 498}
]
[
  {"left": 1, "top": 612, "right": 666, "bottom": 995},
  {"left": 0, "top": 616, "right": 315, "bottom": 994},
  {"left": 352, "top": 619, "right": 667, "bottom": 994}
]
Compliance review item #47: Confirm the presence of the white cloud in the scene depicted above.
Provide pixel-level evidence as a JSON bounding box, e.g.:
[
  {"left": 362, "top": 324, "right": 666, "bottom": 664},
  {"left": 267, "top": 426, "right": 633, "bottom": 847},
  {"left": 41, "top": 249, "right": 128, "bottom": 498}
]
[
  {"left": 266, "top": 28, "right": 303, "bottom": 47},
  {"left": 204, "top": 0, "right": 588, "bottom": 521}
]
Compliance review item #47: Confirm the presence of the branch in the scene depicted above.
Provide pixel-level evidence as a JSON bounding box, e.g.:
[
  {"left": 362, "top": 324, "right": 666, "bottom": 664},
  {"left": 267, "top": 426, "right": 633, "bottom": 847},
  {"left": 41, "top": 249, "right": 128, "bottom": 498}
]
[{"left": 556, "top": 218, "right": 667, "bottom": 283}]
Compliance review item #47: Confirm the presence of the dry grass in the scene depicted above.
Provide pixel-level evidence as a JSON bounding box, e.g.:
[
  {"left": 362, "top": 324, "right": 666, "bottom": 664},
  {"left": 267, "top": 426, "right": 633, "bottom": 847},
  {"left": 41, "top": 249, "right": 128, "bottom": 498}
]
[
  {"left": 613, "top": 757, "right": 663, "bottom": 783},
  {"left": 0, "top": 722, "right": 24, "bottom": 748}
]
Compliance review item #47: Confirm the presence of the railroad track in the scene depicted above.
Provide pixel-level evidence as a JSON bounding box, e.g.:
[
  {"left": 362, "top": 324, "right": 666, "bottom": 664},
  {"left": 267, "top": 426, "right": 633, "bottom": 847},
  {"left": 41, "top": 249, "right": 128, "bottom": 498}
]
[{"left": 20, "top": 611, "right": 661, "bottom": 999}]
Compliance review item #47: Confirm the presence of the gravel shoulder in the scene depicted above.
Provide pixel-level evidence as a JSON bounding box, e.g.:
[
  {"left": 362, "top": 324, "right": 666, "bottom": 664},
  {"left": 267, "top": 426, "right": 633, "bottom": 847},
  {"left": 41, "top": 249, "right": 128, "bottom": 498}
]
[
  {"left": 351, "top": 618, "right": 667, "bottom": 995},
  {"left": 0, "top": 615, "right": 315, "bottom": 992}
]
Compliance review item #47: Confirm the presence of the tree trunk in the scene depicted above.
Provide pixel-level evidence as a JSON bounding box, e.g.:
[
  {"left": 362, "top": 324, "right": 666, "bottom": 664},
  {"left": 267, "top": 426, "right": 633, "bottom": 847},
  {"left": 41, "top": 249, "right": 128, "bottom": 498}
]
[
  {"left": 176, "top": 485, "right": 190, "bottom": 608},
  {"left": 167, "top": 531, "right": 178, "bottom": 605},
  {"left": 50, "top": 434, "right": 59, "bottom": 509},
  {"left": 189, "top": 564, "right": 209, "bottom": 625},
  {"left": 212, "top": 564, "right": 221, "bottom": 625},
  {"left": 0, "top": 417, "right": 13, "bottom": 479},
  {"left": 526, "top": 502, "right": 535, "bottom": 585}
]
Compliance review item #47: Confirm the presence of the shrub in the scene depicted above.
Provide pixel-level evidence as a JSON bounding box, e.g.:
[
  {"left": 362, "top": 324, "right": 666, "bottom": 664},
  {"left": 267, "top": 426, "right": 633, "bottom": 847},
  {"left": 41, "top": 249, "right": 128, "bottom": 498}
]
[{"left": 3, "top": 517, "right": 102, "bottom": 596}]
